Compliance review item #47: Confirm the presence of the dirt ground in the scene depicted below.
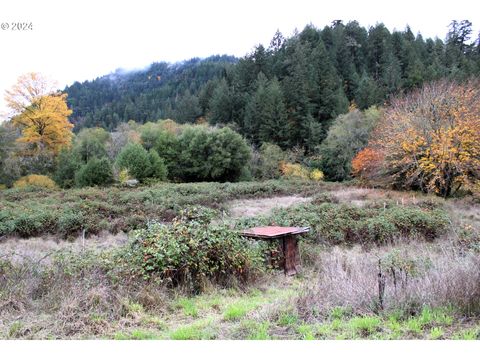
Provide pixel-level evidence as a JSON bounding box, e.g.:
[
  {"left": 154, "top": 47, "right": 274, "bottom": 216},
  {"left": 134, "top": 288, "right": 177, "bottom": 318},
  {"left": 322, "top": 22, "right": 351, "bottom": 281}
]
[{"left": 227, "top": 196, "right": 312, "bottom": 219}]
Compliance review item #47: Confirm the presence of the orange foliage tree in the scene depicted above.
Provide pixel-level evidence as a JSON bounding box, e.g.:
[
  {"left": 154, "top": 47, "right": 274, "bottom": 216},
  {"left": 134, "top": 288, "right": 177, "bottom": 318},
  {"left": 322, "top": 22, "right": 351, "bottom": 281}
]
[
  {"left": 5, "top": 73, "right": 74, "bottom": 155},
  {"left": 353, "top": 80, "right": 480, "bottom": 197},
  {"left": 351, "top": 147, "right": 384, "bottom": 181}
]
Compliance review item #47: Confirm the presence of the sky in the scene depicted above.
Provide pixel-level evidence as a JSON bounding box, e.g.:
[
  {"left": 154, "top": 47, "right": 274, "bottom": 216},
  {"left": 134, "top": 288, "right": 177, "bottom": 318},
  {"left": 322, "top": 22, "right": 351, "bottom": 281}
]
[{"left": 0, "top": 0, "right": 479, "bottom": 118}]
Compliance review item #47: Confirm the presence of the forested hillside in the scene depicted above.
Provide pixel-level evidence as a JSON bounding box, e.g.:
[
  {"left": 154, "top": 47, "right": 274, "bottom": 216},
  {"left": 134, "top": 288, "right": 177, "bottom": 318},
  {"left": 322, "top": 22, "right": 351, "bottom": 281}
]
[
  {"left": 65, "top": 55, "right": 238, "bottom": 130},
  {"left": 65, "top": 20, "right": 480, "bottom": 150}
]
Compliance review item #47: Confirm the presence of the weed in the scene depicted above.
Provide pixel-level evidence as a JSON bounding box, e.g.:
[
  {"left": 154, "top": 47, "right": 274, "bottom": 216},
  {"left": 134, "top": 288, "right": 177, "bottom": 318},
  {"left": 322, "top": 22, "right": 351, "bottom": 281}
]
[
  {"left": 246, "top": 321, "right": 271, "bottom": 340},
  {"left": 169, "top": 320, "right": 216, "bottom": 340},
  {"left": 177, "top": 298, "right": 199, "bottom": 318},
  {"left": 114, "top": 330, "right": 157, "bottom": 340},
  {"left": 419, "top": 307, "right": 434, "bottom": 327},
  {"left": 277, "top": 312, "right": 299, "bottom": 327},
  {"left": 349, "top": 316, "right": 381, "bottom": 337},
  {"left": 89, "top": 313, "right": 106, "bottom": 324},
  {"left": 140, "top": 316, "right": 167, "bottom": 330},
  {"left": 315, "top": 323, "right": 333, "bottom": 339},
  {"left": 386, "top": 318, "right": 402, "bottom": 339},
  {"left": 296, "top": 324, "right": 315, "bottom": 340},
  {"left": 429, "top": 327, "right": 444, "bottom": 340},
  {"left": 405, "top": 318, "right": 423, "bottom": 336},
  {"left": 452, "top": 328, "right": 479, "bottom": 340},
  {"left": 223, "top": 303, "right": 250, "bottom": 321},
  {"left": 330, "top": 319, "right": 344, "bottom": 332},
  {"left": 330, "top": 306, "right": 348, "bottom": 320},
  {"left": 7, "top": 322, "right": 23, "bottom": 339}
]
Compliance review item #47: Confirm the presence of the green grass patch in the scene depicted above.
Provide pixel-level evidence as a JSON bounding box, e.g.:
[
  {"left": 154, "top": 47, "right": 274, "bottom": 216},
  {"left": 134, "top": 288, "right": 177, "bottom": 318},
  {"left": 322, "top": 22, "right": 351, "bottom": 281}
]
[
  {"left": 223, "top": 297, "right": 263, "bottom": 322},
  {"left": 429, "top": 327, "right": 444, "bottom": 340},
  {"left": 169, "top": 320, "right": 216, "bottom": 340},
  {"left": 114, "top": 330, "right": 158, "bottom": 340},
  {"left": 223, "top": 303, "right": 250, "bottom": 321},
  {"left": 237, "top": 320, "right": 271, "bottom": 340},
  {"left": 277, "top": 311, "right": 299, "bottom": 327},
  {"left": 296, "top": 324, "right": 315, "bottom": 340},
  {"left": 330, "top": 306, "right": 350, "bottom": 320},
  {"left": 140, "top": 316, "right": 167, "bottom": 330},
  {"left": 7, "top": 321, "right": 23, "bottom": 339},
  {"left": 176, "top": 298, "right": 199, "bottom": 318},
  {"left": 405, "top": 318, "right": 423, "bottom": 336},
  {"left": 452, "top": 328, "right": 479, "bottom": 340},
  {"left": 349, "top": 316, "right": 381, "bottom": 337}
]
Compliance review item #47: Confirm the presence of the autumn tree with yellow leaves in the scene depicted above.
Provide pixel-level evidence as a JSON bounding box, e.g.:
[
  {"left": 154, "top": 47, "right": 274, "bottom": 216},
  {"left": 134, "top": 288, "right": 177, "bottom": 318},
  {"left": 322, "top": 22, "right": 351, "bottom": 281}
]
[
  {"left": 5, "top": 72, "right": 73, "bottom": 155},
  {"left": 352, "top": 80, "right": 480, "bottom": 197}
]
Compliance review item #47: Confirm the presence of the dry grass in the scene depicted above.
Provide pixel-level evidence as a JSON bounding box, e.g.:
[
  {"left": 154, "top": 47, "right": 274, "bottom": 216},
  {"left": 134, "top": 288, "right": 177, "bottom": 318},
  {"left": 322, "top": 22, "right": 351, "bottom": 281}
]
[
  {"left": 0, "top": 232, "right": 128, "bottom": 264},
  {"left": 296, "top": 240, "right": 480, "bottom": 320},
  {"left": 227, "top": 196, "right": 311, "bottom": 219},
  {"left": 0, "top": 248, "right": 170, "bottom": 338}
]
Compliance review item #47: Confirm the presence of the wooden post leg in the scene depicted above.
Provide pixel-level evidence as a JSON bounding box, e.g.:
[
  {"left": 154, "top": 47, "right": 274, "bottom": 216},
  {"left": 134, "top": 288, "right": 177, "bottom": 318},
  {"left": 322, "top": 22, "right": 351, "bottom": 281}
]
[{"left": 283, "top": 235, "right": 300, "bottom": 276}]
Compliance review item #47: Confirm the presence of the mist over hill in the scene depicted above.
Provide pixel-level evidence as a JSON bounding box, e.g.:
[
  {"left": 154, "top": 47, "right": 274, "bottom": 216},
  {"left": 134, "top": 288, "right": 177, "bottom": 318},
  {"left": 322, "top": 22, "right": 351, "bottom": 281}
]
[
  {"left": 65, "top": 55, "right": 238, "bottom": 130},
  {"left": 65, "top": 20, "right": 480, "bottom": 150}
]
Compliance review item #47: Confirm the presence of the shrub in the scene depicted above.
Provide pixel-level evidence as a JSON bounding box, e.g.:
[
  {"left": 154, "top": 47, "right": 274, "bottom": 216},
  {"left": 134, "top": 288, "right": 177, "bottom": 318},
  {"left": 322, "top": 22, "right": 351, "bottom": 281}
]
[
  {"left": 0, "top": 180, "right": 322, "bottom": 238},
  {"left": 13, "top": 174, "right": 57, "bottom": 190},
  {"left": 175, "top": 126, "right": 251, "bottom": 182},
  {"left": 359, "top": 80, "right": 480, "bottom": 197},
  {"left": 309, "top": 169, "right": 324, "bottom": 181},
  {"left": 147, "top": 149, "right": 168, "bottom": 181},
  {"left": 57, "top": 210, "right": 85, "bottom": 236},
  {"left": 238, "top": 202, "right": 449, "bottom": 245},
  {"left": 75, "top": 158, "right": 114, "bottom": 187},
  {"left": 351, "top": 147, "right": 384, "bottom": 183},
  {"left": 54, "top": 148, "right": 82, "bottom": 188},
  {"left": 152, "top": 129, "right": 180, "bottom": 178},
  {"left": 280, "top": 163, "right": 310, "bottom": 180},
  {"left": 128, "top": 207, "right": 264, "bottom": 290},
  {"left": 318, "top": 107, "right": 380, "bottom": 181},
  {"left": 139, "top": 122, "right": 164, "bottom": 150},
  {"left": 117, "top": 169, "right": 132, "bottom": 185},
  {"left": 73, "top": 127, "right": 110, "bottom": 162},
  {"left": 115, "top": 143, "right": 151, "bottom": 181},
  {"left": 13, "top": 209, "right": 57, "bottom": 237},
  {"left": 250, "top": 143, "right": 286, "bottom": 180}
]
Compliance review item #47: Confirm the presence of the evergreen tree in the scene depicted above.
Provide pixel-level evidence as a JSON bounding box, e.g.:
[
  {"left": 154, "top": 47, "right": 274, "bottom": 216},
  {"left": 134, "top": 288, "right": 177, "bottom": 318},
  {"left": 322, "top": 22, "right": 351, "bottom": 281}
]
[
  {"left": 355, "top": 72, "right": 383, "bottom": 109},
  {"left": 75, "top": 157, "right": 114, "bottom": 187},
  {"left": 54, "top": 149, "right": 82, "bottom": 188},
  {"left": 281, "top": 40, "right": 312, "bottom": 147},
  {"left": 147, "top": 149, "right": 168, "bottom": 181},
  {"left": 115, "top": 143, "right": 151, "bottom": 182},
  {"left": 208, "top": 78, "right": 233, "bottom": 124},
  {"left": 258, "top": 78, "right": 289, "bottom": 148}
]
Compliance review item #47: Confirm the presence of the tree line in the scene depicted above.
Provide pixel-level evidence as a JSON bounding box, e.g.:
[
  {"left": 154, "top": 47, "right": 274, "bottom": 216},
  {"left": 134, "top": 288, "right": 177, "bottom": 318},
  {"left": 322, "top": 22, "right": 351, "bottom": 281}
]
[{"left": 65, "top": 20, "right": 480, "bottom": 151}]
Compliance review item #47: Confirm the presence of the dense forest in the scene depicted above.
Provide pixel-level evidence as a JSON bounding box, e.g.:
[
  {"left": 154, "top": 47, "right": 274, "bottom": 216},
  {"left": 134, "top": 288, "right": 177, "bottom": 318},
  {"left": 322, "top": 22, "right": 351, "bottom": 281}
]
[
  {"left": 66, "top": 55, "right": 238, "bottom": 129},
  {"left": 65, "top": 20, "right": 480, "bottom": 150}
]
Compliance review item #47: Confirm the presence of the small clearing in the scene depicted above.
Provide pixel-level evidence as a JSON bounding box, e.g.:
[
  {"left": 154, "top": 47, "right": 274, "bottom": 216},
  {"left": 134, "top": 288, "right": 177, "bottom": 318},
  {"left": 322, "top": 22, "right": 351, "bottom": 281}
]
[
  {"left": 0, "top": 232, "right": 128, "bottom": 263},
  {"left": 227, "top": 196, "right": 311, "bottom": 219}
]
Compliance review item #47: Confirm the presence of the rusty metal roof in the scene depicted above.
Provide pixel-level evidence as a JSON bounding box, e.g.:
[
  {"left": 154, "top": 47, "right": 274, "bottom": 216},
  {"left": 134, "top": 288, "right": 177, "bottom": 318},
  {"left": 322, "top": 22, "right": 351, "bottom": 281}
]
[{"left": 241, "top": 226, "right": 310, "bottom": 239}]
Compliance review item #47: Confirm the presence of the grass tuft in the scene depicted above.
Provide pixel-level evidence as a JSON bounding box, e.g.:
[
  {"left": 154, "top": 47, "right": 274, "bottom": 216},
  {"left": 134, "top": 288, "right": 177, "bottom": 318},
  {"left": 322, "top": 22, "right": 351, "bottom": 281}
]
[{"left": 349, "top": 316, "right": 381, "bottom": 337}]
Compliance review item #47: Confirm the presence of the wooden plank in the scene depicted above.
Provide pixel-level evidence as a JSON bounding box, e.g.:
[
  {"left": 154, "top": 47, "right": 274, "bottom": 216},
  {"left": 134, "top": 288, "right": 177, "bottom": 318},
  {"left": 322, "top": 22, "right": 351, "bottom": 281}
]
[{"left": 283, "top": 235, "right": 300, "bottom": 276}]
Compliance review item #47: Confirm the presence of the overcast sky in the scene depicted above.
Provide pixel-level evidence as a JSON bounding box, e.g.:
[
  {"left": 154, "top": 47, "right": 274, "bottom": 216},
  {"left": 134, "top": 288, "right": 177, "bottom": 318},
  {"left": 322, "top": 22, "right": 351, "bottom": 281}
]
[{"left": 1, "top": 0, "right": 479, "bottom": 117}]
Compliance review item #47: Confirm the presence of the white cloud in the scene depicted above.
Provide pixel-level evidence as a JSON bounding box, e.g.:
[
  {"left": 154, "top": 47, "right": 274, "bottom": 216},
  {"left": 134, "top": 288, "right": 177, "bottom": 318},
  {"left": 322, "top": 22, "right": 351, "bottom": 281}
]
[{"left": 0, "top": 0, "right": 479, "bottom": 118}]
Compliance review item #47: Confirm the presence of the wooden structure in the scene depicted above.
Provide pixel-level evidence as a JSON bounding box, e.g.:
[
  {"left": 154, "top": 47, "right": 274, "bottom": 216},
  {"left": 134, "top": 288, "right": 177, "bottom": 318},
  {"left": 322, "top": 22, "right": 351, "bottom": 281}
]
[{"left": 241, "top": 226, "right": 309, "bottom": 276}]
